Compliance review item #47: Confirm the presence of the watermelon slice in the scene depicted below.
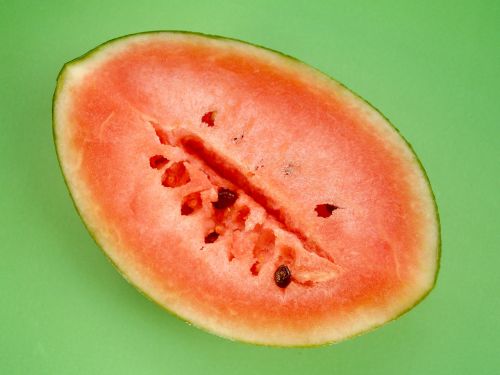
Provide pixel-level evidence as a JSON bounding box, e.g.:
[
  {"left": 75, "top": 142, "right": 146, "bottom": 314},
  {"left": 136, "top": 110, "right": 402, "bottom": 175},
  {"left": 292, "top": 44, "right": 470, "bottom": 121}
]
[{"left": 53, "top": 31, "right": 440, "bottom": 346}]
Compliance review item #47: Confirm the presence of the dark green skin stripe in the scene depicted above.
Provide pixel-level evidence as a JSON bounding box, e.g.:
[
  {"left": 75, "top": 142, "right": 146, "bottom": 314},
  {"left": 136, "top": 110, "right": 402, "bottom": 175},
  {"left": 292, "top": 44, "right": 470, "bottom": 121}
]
[{"left": 52, "top": 30, "right": 441, "bottom": 347}]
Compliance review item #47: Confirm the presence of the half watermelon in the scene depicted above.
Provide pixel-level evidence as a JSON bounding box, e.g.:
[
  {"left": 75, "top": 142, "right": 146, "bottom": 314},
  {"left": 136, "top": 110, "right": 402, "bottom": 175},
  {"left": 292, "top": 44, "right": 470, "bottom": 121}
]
[{"left": 53, "top": 31, "right": 440, "bottom": 346}]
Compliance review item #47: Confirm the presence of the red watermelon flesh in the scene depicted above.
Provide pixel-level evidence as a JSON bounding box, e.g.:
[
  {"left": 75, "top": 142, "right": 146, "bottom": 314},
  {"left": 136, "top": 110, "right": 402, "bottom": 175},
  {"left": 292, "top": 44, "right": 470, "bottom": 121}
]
[{"left": 53, "top": 32, "right": 440, "bottom": 346}]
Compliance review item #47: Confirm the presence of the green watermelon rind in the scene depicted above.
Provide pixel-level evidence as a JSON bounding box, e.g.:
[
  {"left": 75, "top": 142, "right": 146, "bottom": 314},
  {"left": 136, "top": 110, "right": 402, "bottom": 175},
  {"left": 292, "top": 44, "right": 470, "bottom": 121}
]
[{"left": 52, "top": 30, "right": 441, "bottom": 347}]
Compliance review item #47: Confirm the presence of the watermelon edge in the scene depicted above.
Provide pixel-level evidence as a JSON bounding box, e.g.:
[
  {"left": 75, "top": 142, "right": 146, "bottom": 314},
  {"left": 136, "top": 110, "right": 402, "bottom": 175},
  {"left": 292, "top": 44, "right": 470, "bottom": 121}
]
[{"left": 52, "top": 30, "right": 441, "bottom": 347}]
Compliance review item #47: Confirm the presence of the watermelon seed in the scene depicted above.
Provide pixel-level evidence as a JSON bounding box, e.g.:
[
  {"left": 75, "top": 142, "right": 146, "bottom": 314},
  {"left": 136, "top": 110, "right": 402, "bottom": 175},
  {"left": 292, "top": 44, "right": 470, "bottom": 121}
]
[
  {"left": 201, "top": 111, "right": 216, "bottom": 127},
  {"left": 274, "top": 265, "right": 292, "bottom": 288},
  {"left": 149, "top": 155, "right": 169, "bottom": 169},
  {"left": 161, "top": 162, "right": 191, "bottom": 187},
  {"left": 204, "top": 231, "right": 219, "bottom": 243},
  {"left": 213, "top": 187, "right": 238, "bottom": 209},
  {"left": 315, "top": 204, "right": 338, "bottom": 218}
]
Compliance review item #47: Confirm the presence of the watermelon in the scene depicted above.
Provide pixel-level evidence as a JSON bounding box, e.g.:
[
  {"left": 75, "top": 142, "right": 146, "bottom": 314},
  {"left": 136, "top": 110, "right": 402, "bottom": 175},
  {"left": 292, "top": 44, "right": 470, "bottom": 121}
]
[{"left": 53, "top": 31, "right": 440, "bottom": 346}]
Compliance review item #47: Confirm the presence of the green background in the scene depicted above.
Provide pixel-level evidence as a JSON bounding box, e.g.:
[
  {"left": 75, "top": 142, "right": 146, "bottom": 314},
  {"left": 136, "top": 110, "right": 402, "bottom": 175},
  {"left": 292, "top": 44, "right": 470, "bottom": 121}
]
[{"left": 1, "top": 0, "right": 498, "bottom": 373}]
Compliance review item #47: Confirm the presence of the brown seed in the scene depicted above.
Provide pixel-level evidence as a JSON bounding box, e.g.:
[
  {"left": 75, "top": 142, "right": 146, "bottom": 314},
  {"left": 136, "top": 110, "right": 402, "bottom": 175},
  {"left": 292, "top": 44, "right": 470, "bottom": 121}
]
[
  {"left": 274, "top": 264, "right": 292, "bottom": 288},
  {"left": 212, "top": 187, "right": 238, "bottom": 209},
  {"left": 204, "top": 231, "right": 219, "bottom": 244}
]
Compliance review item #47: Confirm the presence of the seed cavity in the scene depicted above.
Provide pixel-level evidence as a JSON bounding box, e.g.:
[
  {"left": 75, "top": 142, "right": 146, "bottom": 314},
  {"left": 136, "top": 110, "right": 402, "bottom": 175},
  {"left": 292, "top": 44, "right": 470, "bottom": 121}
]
[
  {"left": 253, "top": 228, "right": 275, "bottom": 259},
  {"left": 181, "top": 192, "right": 202, "bottom": 215},
  {"left": 161, "top": 162, "right": 191, "bottom": 187},
  {"left": 315, "top": 203, "right": 338, "bottom": 218},
  {"left": 149, "top": 121, "right": 171, "bottom": 145},
  {"left": 204, "top": 231, "right": 219, "bottom": 244},
  {"left": 274, "top": 265, "right": 292, "bottom": 288},
  {"left": 249, "top": 227, "right": 276, "bottom": 276},
  {"left": 279, "top": 246, "right": 296, "bottom": 265},
  {"left": 201, "top": 111, "right": 216, "bottom": 127},
  {"left": 212, "top": 187, "right": 238, "bottom": 209},
  {"left": 250, "top": 262, "right": 260, "bottom": 276},
  {"left": 233, "top": 206, "right": 250, "bottom": 230},
  {"left": 149, "top": 155, "right": 169, "bottom": 169}
]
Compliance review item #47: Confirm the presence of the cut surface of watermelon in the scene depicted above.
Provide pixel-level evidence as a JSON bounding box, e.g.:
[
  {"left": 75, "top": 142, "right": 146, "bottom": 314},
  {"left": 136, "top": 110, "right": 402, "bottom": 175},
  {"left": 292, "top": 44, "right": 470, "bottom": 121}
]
[{"left": 53, "top": 31, "right": 440, "bottom": 346}]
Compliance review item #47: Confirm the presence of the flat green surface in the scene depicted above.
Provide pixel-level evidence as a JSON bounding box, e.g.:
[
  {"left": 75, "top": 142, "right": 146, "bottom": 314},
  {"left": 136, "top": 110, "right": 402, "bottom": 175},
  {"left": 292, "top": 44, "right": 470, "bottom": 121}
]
[{"left": 1, "top": 0, "right": 498, "bottom": 373}]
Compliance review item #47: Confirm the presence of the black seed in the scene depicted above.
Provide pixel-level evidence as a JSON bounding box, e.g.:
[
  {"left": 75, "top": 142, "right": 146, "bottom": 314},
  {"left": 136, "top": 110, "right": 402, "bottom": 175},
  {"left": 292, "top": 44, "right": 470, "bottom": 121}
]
[
  {"left": 212, "top": 187, "right": 238, "bottom": 209},
  {"left": 204, "top": 231, "right": 219, "bottom": 244},
  {"left": 274, "top": 265, "right": 292, "bottom": 288}
]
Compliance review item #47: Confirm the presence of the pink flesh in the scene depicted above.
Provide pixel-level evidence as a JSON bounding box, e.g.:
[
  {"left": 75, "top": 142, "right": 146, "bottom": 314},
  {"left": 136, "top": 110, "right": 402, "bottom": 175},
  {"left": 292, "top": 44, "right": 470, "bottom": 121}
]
[{"left": 68, "top": 39, "right": 429, "bottom": 331}]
